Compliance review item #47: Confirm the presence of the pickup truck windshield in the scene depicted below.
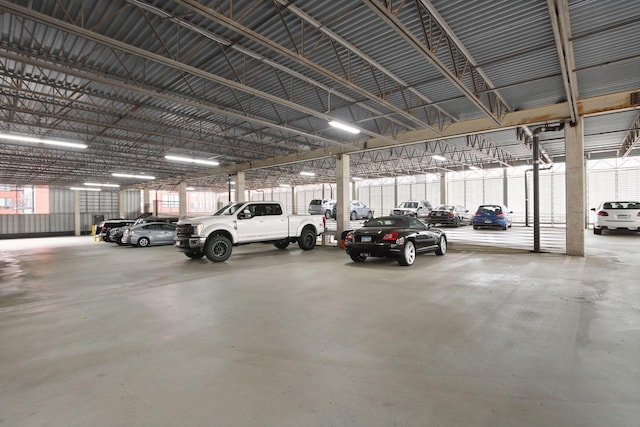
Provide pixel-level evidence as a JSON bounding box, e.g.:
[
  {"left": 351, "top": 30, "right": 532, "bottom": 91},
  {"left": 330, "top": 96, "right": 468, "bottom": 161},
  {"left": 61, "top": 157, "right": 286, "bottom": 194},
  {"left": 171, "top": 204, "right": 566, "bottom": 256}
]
[{"left": 214, "top": 202, "right": 245, "bottom": 216}]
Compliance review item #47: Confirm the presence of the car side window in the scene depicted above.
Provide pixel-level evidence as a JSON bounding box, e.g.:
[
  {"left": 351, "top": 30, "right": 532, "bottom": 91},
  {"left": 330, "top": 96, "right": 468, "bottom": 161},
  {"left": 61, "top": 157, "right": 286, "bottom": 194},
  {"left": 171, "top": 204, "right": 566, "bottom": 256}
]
[
  {"left": 409, "top": 218, "right": 427, "bottom": 230},
  {"left": 264, "top": 203, "right": 283, "bottom": 215},
  {"left": 252, "top": 205, "right": 265, "bottom": 216}
]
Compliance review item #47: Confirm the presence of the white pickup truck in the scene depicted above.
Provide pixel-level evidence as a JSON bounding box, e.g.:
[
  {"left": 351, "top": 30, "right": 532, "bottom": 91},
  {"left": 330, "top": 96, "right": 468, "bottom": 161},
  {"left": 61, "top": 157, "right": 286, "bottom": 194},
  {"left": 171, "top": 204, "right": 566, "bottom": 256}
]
[{"left": 174, "top": 201, "right": 326, "bottom": 262}]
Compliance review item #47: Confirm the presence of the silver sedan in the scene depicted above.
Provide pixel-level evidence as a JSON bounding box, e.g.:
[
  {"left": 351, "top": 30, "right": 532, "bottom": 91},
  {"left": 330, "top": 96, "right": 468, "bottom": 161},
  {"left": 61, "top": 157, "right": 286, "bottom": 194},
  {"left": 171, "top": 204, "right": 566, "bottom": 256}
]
[{"left": 127, "top": 222, "right": 177, "bottom": 247}]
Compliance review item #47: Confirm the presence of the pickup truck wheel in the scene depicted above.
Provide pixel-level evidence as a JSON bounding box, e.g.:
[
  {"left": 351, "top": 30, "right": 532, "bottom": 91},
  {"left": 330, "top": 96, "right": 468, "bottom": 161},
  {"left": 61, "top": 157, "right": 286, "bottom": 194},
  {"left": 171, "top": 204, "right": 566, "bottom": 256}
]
[
  {"left": 398, "top": 241, "right": 416, "bottom": 266},
  {"left": 185, "top": 252, "right": 205, "bottom": 259},
  {"left": 366, "top": 211, "right": 373, "bottom": 219},
  {"left": 205, "top": 235, "right": 232, "bottom": 262},
  {"left": 324, "top": 210, "right": 332, "bottom": 219},
  {"left": 273, "top": 239, "right": 290, "bottom": 249},
  {"left": 297, "top": 228, "right": 316, "bottom": 250},
  {"left": 350, "top": 211, "right": 357, "bottom": 220}
]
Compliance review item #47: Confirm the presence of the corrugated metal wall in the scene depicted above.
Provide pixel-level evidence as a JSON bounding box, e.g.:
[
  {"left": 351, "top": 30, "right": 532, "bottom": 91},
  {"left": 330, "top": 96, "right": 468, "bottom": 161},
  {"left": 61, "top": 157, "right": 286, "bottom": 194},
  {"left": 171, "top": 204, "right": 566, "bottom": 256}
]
[
  {"left": 2, "top": 159, "right": 639, "bottom": 237},
  {"left": 0, "top": 188, "right": 138, "bottom": 237}
]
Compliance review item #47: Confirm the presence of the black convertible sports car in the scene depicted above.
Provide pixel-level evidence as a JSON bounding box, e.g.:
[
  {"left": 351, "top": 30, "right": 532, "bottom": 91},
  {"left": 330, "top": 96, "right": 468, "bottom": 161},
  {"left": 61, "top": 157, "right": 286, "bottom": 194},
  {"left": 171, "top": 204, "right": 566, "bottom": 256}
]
[{"left": 344, "top": 216, "right": 447, "bottom": 266}]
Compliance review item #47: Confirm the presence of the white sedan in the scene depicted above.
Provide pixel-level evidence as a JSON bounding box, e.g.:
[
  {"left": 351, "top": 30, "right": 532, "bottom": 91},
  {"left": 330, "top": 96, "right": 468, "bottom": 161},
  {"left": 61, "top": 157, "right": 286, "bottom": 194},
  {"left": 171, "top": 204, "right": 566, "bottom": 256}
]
[{"left": 591, "top": 201, "right": 640, "bottom": 234}]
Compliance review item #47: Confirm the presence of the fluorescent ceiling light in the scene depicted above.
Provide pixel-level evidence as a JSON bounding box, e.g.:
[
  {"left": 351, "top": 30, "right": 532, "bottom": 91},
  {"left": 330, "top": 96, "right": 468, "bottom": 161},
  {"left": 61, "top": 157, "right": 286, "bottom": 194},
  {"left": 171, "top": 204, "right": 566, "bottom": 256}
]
[
  {"left": 352, "top": 177, "right": 363, "bottom": 181},
  {"left": 328, "top": 120, "right": 360, "bottom": 134},
  {"left": 0, "top": 133, "right": 87, "bottom": 149},
  {"left": 186, "top": 187, "right": 196, "bottom": 191},
  {"left": 112, "top": 173, "right": 156, "bottom": 180},
  {"left": 278, "top": 184, "right": 291, "bottom": 188},
  {"left": 299, "top": 171, "right": 316, "bottom": 176},
  {"left": 431, "top": 155, "right": 446, "bottom": 161},
  {"left": 84, "top": 182, "right": 120, "bottom": 188},
  {"left": 468, "top": 165, "right": 480, "bottom": 170},
  {"left": 70, "top": 187, "right": 101, "bottom": 191},
  {"left": 165, "top": 155, "right": 219, "bottom": 166}
]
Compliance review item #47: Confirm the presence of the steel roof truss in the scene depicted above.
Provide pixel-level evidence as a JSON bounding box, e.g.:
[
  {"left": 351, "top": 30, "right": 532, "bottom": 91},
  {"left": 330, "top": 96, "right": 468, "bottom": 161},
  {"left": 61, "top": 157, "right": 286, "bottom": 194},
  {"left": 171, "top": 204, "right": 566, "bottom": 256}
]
[
  {"left": 364, "top": 0, "right": 509, "bottom": 125},
  {"left": 619, "top": 113, "right": 640, "bottom": 158}
]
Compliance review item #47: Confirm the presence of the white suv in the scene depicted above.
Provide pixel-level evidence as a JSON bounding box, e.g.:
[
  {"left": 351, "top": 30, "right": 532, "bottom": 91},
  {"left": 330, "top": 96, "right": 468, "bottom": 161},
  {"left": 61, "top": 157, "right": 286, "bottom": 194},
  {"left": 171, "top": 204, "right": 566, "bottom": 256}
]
[
  {"left": 308, "top": 199, "right": 335, "bottom": 218},
  {"left": 591, "top": 201, "right": 640, "bottom": 234}
]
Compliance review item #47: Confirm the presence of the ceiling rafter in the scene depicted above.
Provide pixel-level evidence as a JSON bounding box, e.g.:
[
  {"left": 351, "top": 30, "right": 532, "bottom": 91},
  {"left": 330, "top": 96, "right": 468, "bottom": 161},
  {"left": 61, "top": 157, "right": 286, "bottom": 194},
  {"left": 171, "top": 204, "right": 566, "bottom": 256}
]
[
  {"left": 274, "top": 0, "right": 457, "bottom": 126},
  {"left": 0, "top": 104, "right": 293, "bottom": 160},
  {"left": 0, "top": 0, "right": 366, "bottom": 147},
  {"left": 175, "top": 0, "right": 448, "bottom": 135},
  {"left": 128, "top": 0, "right": 417, "bottom": 136},
  {"left": 363, "top": 0, "right": 510, "bottom": 125},
  {"left": 547, "top": 0, "right": 579, "bottom": 123},
  {"left": 465, "top": 134, "right": 517, "bottom": 167},
  {"left": 619, "top": 113, "right": 640, "bottom": 158},
  {"left": 0, "top": 49, "right": 341, "bottom": 150}
]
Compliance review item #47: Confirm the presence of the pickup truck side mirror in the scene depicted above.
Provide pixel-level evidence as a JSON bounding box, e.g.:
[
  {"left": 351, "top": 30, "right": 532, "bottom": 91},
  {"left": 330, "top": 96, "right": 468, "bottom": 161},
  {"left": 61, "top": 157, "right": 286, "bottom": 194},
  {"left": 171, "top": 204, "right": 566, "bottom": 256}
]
[{"left": 238, "top": 210, "right": 253, "bottom": 220}]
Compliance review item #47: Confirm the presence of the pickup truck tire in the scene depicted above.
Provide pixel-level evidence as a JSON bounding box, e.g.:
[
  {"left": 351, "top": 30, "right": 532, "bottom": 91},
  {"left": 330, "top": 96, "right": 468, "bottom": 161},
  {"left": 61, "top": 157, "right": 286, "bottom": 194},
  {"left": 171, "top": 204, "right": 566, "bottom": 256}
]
[
  {"left": 205, "top": 235, "right": 232, "bottom": 262},
  {"left": 273, "top": 239, "right": 290, "bottom": 249},
  {"left": 185, "top": 252, "right": 205, "bottom": 259},
  {"left": 350, "top": 211, "right": 357, "bottom": 220},
  {"left": 297, "top": 227, "right": 316, "bottom": 250}
]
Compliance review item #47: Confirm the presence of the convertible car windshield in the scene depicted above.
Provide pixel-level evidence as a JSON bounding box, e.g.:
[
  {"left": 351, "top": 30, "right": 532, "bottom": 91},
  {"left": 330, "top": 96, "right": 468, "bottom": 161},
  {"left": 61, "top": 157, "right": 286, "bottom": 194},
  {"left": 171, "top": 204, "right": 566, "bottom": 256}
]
[{"left": 364, "top": 217, "right": 408, "bottom": 228}]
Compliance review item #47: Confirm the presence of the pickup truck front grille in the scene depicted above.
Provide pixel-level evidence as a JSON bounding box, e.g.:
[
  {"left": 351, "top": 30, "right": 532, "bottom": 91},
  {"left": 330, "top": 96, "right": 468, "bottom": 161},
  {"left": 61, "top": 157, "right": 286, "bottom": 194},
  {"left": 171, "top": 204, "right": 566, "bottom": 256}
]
[{"left": 175, "top": 224, "right": 194, "bottom": 238}]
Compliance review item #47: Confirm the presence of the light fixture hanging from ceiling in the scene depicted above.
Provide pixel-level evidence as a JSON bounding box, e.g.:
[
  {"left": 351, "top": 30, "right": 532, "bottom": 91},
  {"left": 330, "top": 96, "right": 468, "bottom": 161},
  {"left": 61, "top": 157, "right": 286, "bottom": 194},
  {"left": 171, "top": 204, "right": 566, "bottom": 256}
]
[
  {"left": 112, "top": 173, "right": 156, "bottom": 180},
  {"left": 328, "top": 120, "right": 360, "bottom": 134},
  {"left": 165, "top": 155, "right": 220, "bottom": 166},
  {"left": 0, "top": 133, "right": 88, "bottom": 149},
  {"left": 325, "top": 89, "right": 360, "bottom": 135},
  {"left": 70, "top": 187, "right": 100, "bottom": 191},
  {"left": 84, "top": 182, "right": 120, "bottom": 188}
]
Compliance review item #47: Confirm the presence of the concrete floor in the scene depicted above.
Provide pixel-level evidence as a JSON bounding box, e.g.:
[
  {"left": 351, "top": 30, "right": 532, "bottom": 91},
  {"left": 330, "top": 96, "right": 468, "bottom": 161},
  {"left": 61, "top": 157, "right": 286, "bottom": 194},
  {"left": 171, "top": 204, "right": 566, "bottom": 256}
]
[{"left": 0, "top": 230, "right": 639, "bottom": 426}]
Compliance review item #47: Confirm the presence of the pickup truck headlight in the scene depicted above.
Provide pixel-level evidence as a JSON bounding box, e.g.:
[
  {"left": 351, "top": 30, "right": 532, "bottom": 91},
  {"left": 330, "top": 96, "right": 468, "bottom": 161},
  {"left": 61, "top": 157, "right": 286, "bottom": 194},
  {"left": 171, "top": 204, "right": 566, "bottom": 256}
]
[{"left": 194, "top": 223, "right": 205, "bottom": 236}]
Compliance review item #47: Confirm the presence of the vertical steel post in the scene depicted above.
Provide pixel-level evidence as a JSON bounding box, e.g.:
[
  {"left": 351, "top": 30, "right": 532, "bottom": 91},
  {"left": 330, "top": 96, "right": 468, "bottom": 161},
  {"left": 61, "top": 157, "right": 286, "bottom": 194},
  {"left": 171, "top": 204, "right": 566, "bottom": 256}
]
[{"left": 533, "top": 134, "right": 541, "bottom": 252}]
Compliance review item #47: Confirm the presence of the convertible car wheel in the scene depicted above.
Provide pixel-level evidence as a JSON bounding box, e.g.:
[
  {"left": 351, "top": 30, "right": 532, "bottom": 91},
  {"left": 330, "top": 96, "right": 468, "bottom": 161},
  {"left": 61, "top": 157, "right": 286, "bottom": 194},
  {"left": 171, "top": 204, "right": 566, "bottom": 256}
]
[
  {"left": 435, "top": 235, "right": 447, "bottom": 256},
  {"left": 349, "top": 252, "right": 367, "bottom": 263},
  {"left": 398, "top": 241, "right": 416, "bottom": 266}
]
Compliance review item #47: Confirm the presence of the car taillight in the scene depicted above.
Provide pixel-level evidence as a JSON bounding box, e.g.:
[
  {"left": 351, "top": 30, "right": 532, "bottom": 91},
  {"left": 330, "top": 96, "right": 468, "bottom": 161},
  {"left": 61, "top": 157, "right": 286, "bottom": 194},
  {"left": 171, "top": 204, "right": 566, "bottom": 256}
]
[
  {"left": 496, "top": 212, "right": 504, "bottom": 217},
  {"left": 322, "top": 216, "right": 326, "bottom": 228},
  {"left": 345, "top": 231, "right": 354, "bottom": 242},
  {"left": 382, "top": 231, "right": 399, "bottom": 241},
  {"left": 427, "top": 212, "right": 432, "bottom": 217},
  {"left": 474, "top": 211, "right": 481, "bottom": 216},
  {"left": 597, "top": 211, "right": 609, "bottom": 216},
  {"left": 448, "top": 212, "right": 454, "bottom": 218}
]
